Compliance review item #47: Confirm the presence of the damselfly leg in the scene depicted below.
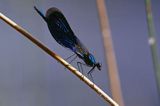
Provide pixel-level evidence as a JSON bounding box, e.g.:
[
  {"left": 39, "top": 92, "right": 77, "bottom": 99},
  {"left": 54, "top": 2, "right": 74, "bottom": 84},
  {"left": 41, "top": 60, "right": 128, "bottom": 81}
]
[
  {"left": 65, "top": 53, "right": 77, "bottom": 64},
  {"left": 77, "top": 62, "right": 85, "bottom": 75},
  {"left": 77, "top": 62, "right": 95, "bottom": 83},
  {"left": 64, "top": 53, "right": 77, "bottom": 70},
  {"left": 87, "top": 66, "right": 96, "bottom": 83}
]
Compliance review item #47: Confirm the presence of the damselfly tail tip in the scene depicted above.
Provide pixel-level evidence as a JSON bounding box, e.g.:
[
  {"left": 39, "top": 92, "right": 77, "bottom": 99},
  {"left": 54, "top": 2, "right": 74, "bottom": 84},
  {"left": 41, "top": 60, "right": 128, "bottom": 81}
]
[
  {"left": 33, "top": 6, "right": 38, "bottom": 11},
  {"left": 34, "top": 6, "right": 47, "bottom": 22}
]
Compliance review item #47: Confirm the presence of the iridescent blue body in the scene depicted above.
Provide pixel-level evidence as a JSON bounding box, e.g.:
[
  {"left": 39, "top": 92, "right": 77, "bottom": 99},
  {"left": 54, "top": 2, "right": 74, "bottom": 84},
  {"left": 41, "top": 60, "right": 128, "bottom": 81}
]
[{"left": 34, "top": 6, "right": 101, "bottom": 72}]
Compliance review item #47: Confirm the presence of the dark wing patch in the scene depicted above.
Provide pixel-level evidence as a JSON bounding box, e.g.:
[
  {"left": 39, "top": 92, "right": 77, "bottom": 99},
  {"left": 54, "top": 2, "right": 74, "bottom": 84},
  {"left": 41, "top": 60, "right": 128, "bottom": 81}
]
[{"left": 45, "top": 7, "right": 89, "bottom": 58}]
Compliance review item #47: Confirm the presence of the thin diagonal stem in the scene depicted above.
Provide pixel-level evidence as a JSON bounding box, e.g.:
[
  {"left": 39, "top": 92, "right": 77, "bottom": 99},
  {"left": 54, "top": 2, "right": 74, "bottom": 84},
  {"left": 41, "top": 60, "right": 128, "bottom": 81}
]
[{"left": 0, "top": 12, "right": 119, "bottom": 106}]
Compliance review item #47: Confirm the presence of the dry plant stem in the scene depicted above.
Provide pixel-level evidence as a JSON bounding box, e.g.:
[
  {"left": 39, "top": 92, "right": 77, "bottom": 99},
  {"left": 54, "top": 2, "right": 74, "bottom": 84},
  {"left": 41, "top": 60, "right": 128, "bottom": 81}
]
[
  {"left": 0, "top": 12, "right": 119, "bottom": 106},
  {"left": 96, "top": 0, "right": 124, "bottom": 106}
]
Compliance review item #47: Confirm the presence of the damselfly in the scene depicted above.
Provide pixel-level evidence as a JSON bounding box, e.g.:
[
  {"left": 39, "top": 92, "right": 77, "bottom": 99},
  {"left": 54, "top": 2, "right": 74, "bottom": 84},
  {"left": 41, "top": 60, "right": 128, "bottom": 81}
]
[{"left": 34, "top": 6, "right": 101, "bottom": 81}]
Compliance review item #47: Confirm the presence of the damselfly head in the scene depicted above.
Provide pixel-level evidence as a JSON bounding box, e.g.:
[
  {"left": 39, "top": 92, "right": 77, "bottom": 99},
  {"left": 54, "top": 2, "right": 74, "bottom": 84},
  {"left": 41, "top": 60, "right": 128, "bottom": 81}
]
[
  {"left": 95, "top": 63, "right": 102, "bottom": 71},
  {"left": 96, "top": 63, "right": 101, "bottom": 71}
]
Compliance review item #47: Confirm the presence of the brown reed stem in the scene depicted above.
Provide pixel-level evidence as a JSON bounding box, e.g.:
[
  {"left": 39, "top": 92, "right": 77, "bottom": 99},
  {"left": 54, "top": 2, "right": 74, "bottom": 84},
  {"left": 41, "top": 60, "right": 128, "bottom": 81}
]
[
  {"left": 0, "top": 12, "right": 119, "bottom": 106},
  {"left": 96, "top": 0, "right": 124, "bottom": 106}
]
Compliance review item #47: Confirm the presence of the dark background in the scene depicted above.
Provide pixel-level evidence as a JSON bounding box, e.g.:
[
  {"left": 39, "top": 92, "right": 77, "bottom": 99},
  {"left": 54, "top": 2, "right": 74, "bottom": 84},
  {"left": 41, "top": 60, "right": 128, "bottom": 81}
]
[{"left": 0, "top": 0, "right": 159, "bottom": 106}]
